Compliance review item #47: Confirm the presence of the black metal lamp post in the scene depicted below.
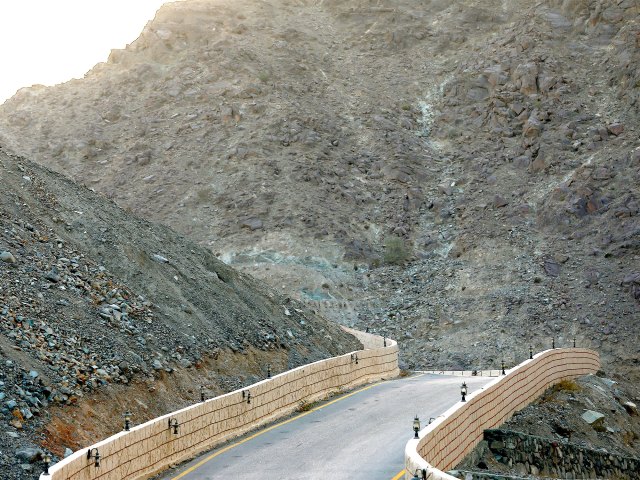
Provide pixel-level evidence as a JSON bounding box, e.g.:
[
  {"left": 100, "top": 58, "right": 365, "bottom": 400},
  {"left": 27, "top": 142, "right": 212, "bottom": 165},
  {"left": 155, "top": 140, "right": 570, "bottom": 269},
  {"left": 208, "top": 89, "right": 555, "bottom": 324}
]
[
  {"left": 461, "top": 382, "right": 468, "bottom": 402},
  {"left": 413, "top": 416, "right": 420, "bottom": 439},
  {"left": 200, "top": 385, "right": 206, "bottom": 402},
  {"left": 168, "top": 418, "right": 180, "bottom": 435},
  {"left": 267, "top": 364, "right": 271, "bottom": 378},
  {"left": 501, "top": 360, "right": 506, "bottom": 375},
  {"left": 529, "top": 345, "right": 533, "bottom": 360},
  {"left": 87, "top": 448, "right": 100, "bottom": 467},
  {"left": 552, "top": 337, "right": 555, "bottom": 349},
  {"left": 573, "top": 338, "right": 576, "bottom": 348},
  {"left": 124, "top": 411, "right": 132, "bottom": 431},
  {"left": 412, "top": 468, "right": 427, "bottom": 480},
  {"left": 43, "top": 453, "right": 51, "bottom": 475}
]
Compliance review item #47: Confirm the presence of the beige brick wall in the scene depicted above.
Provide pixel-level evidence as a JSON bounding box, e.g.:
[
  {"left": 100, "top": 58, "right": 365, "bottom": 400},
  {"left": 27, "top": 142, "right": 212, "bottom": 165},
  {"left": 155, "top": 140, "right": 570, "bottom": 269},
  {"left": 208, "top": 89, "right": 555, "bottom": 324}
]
[
  {"left": 41, "top": 328, "right": 399, "bottom": 480},
  {"left": 404, "top": 348, "right": 600, "bottom": 480}
]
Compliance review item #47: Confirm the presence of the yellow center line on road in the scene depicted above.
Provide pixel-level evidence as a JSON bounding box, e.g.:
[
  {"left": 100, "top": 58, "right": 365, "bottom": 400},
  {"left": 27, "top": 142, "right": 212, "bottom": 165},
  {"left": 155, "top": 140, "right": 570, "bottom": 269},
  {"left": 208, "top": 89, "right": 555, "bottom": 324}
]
[
  {"left": 171, "top": 382, "right": 382, "bottom": 479},
  {"left": 391, "top": 469, "right": 406, "bottom": 480}
]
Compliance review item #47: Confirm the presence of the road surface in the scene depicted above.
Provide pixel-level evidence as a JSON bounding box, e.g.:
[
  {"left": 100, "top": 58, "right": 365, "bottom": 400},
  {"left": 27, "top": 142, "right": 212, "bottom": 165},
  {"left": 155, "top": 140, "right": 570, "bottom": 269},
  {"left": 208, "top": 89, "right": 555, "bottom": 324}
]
[{"left": 157, "top": 374, "right": 493, "bottom": 480}]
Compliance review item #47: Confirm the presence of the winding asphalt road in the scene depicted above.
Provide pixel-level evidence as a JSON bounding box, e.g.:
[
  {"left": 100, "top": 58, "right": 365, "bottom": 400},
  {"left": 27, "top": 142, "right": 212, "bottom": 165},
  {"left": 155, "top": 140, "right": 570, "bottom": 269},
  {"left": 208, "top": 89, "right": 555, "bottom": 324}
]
[{"left": 157, "top": 374, "right": 493, "bottom": 480}]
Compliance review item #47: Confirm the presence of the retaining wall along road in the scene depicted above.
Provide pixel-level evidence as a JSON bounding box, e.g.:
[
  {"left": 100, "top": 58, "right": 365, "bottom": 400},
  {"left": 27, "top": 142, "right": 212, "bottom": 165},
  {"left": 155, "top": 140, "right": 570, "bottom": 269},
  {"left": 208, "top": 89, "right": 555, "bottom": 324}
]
[
  {"left": 41, "top": 327, "right": 398, "bottom": 480},
  {"left": 404, "top": 348, "right": 600, "bottom": 480}
]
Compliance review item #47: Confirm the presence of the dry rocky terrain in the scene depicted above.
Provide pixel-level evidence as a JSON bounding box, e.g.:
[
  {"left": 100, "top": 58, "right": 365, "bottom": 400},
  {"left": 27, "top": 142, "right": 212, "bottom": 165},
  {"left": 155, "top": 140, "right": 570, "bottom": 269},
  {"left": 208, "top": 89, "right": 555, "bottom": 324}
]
[
  {"left": 0, "top": 0, "right": 639, "bottom": 476},
  {"left": 0, "top": 149, "right": 359, "bottom": 478}
]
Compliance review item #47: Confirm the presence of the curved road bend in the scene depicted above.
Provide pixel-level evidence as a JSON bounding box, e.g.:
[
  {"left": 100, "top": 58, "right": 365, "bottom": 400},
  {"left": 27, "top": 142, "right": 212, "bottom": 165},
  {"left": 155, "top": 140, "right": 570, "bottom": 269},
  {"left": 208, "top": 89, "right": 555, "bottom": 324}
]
[{"left": 157, "top": 374, "right": 492, "bottom": 480}]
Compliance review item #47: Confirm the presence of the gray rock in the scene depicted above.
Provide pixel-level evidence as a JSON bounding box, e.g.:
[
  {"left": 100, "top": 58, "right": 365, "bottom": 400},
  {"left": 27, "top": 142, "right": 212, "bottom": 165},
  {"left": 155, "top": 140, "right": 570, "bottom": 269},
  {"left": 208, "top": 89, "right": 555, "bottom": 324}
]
[
  {"left": 152, "top": 359, "right": 163, "bottom": 370},
  {"left": 493, "top": 195, "right": 508, "bottom": 208},
  {"left": 623, "top": 401, "right": 637, "bottom": 416},
  {"left": 15, "top": 447, "right": 43, "bottom": 463},
  {"left": 607, "top": 123, "right": 624, "bottom": 136},
  {"left": 151, "top": 254, "right": 169, "bottom": 263},
  {"left": 6, "top": 431, "right": 19, "bottom": 438},
  {"left": 581, "top": 410, "right": 605, "bottom": 425},
  {"left": 544, "top": 259, "right": 561, "bottom": 277},
  {"left": 0, "top": 251, "right": 16, "bottom": 263},
  {"left": 241, "top": 218, "right": 264, "bottom": 230},
  {"left": 44, "top": 269, "right": 61, "bottom": 283}
]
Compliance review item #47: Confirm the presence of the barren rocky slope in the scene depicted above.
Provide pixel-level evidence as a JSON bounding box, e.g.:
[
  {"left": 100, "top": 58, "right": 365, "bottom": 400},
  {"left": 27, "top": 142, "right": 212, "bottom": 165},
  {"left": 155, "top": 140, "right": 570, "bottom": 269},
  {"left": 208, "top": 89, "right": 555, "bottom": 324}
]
[
  {"left": 0, "top": 0, "right": 639, "bottom": 466},
  {"left": 0, "top": 148, "right": 360, "bottom": 478}
]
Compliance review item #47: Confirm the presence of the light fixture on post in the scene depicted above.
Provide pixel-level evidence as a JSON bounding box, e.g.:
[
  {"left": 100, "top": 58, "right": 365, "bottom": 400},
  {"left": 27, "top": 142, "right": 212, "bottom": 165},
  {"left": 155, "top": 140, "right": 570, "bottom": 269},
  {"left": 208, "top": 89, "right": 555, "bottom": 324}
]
[
  {"left": 412, "top": 468, "right": 427, "bottom": 480},
  {"left": 124, "top": 411, "right": 132, "bottom": 431},
  {"left": 552, "top": 337, "right": 555, "bottom": 349},
  {"left": 461, "top": 382, "right": 468, "bottom": 402},
  {"left": 200, "top": 385, "right": 206, "bottom": 402},
  {"left": 573, "top": 338, "right": 576, "bottom": 348},
  {"left": 383, "top": 336, "right": 387, "bottom": 347},
  {"left": 43, "top": 453, "right": 51, "bottom": 475},
  {"left": 501, "top": 360, "right": 506, "bottom": 375},
  {"left": 267, "top": 364, "right": 271, "bottom": 379},
  {"left": 87, "top": 448, "right": 100, "bottom": 468},
  {"left": 529, "top": 345, "right": 533, "bottom": 360},
  {"left": 413, "top": 415, "right": 420, "bottom": 439},
  {"left": 168, "top": 418, "right": 179, "bottom": 435}
]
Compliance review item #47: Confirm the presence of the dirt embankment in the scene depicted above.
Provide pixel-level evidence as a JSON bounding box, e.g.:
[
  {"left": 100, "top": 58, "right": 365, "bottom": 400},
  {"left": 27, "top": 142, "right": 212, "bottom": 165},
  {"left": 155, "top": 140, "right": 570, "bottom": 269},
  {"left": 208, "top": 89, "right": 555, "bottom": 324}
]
[{"left": 0, "top": 149, "right": 360, "bottom": 478}]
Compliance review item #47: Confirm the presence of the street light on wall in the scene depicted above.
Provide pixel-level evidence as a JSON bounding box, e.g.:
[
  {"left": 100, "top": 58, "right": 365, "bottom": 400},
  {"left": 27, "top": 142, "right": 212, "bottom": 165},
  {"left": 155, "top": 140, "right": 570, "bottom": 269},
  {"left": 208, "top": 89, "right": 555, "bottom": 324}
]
[
  {"left": 124, "top": 411, "right": 132, "bottom": 431},
  {"left": 87, "top": 448, "right": 100, "bottom": 468},
  {"left": 43, "top": 453, "right": 51, "bottom": 475},
  {"left": 168, "top": 418, "right": 180, "bottom": 435},
  {"left": 461, "top": 382, "right": 468, "bottom": 402},
  {"left": 529, "top": 345, "right": 533, "bottom": 360},
  {"left": 412, "top": 468, "right": 427, "bottom": 480},
  {"left": 200, "top": 385, "right": 206, "bottom": 402},
  {"left": 413, "top": 416, "right": 420, "bottom": 439}
]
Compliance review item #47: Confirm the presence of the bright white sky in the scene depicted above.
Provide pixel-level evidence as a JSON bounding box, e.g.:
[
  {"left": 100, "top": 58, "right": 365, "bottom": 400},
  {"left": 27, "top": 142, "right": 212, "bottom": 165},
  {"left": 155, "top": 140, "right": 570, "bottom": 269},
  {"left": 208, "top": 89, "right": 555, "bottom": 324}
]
[{"left": 0, "top": 0, "right": 173, "bottom": 103}]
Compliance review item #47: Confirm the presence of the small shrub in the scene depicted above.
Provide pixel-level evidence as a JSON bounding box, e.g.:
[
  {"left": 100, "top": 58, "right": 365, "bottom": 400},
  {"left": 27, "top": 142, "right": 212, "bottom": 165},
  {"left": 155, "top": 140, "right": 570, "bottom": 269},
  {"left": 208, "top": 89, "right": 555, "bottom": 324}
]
[
  {"left": 552, "top": 379, "right": 581, "bottom": 393},
  {"left": 622, "top": 430, "right": 638, "bottom": 446},
  {"left": 383, "top": 235, "right": 410, "bottom": 265},
  {"left": 540, "top": 379, "right": 581, "bottom": 403},
  {"left": 296, "top": 400, "right": 314, "bottom": 413}
]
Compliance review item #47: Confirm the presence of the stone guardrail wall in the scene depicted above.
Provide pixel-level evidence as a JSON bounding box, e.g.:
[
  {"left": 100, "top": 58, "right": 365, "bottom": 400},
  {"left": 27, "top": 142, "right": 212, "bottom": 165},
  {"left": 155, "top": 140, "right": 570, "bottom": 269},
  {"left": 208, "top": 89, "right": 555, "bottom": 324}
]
[
  {"left": 404, "top": 348, "right": 600, "bottom": 480},
  {"left": 41, "top": 327, "right": 398, "bottom": 480}
]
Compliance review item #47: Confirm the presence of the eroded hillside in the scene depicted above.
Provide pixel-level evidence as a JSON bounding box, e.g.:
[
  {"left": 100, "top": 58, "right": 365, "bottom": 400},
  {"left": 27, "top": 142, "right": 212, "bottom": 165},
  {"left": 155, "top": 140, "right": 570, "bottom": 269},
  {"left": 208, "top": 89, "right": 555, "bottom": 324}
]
[
  {"left": 0, "top": 0, "right": 638, "bottom": 387},
  {"left": 0, "top": 148, "right": 360, "bottom": 478}
]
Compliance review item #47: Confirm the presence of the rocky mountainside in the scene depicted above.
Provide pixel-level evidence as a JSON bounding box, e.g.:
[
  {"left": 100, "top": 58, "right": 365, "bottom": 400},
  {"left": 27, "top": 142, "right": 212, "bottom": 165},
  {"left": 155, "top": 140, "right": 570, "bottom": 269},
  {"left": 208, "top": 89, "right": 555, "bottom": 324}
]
[
  {"left": 0, "top": 0, "right": 638, "bottom": 443},
  {"left": 0, "top": 148, "right": 359, "bottom": 478}
]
